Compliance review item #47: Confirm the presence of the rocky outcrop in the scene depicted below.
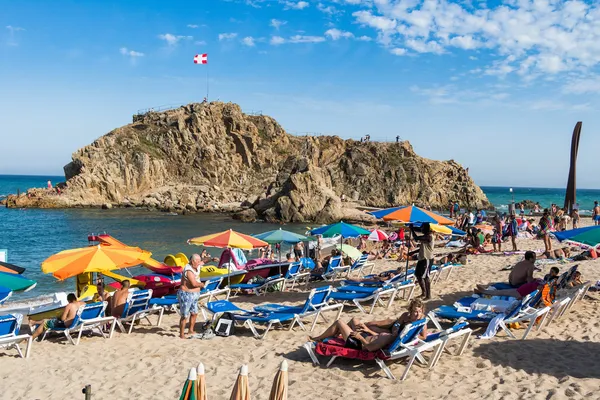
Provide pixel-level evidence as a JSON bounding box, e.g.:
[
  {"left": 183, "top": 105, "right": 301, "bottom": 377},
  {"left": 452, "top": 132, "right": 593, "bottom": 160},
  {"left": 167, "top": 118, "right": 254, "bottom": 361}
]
[{"left": 2, "top": 102, "right": 491, "bottom": 223}]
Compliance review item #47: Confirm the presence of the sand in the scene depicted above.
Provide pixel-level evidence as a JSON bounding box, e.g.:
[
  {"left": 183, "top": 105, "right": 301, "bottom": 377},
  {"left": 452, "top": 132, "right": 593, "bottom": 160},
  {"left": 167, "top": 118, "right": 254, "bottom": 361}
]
[{"left": 2, "top": 219, "right": 600, "bottom": 399}]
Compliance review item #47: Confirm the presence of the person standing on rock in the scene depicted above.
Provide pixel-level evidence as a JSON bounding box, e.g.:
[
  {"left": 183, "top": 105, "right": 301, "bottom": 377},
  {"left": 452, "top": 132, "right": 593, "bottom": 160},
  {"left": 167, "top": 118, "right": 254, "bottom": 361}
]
[{"left": 410, "top": 223, "right": 434, "bottom": 300}]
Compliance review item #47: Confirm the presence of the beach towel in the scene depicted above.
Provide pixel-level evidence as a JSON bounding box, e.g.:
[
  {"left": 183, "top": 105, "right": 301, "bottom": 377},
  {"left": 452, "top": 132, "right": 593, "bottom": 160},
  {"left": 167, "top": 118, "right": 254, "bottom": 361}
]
[{"left": 478, "top": 313, "right": 505, "bottom": 339}]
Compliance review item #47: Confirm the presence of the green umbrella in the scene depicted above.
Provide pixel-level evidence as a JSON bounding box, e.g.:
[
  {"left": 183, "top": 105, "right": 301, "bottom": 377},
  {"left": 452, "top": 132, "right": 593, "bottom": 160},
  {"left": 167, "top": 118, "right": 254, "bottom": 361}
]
[
  {"left": 253, "top": 228, "right": 311, "bottom": 244},
  {"left": 335, "top": 244, "right": 362, "bottom": 261},
  {"left": 0, "top": 271, "right": 36, "bottom": 292},
  {"left": 310, "top": 222, "right": 370, "bottom": 238},
  {"left": 554, "top": 225, "right": 600, "bottom": 247},
  {"left": 180, "top": 368, "right": 199, "bottom": 400}
]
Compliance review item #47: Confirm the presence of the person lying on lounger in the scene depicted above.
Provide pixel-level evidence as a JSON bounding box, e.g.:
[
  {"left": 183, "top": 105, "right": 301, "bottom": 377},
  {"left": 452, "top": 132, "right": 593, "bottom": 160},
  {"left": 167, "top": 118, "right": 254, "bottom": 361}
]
[
  {"left": 309, "top": 299, "right": 427, "bottom": 351},
  {"left": 345, "top": 266, "right": 406, "bottom": 284},
  {"left": 29, "top": 293, "right": 85, "bottom": 340},
  {"left": 474, "top": 267, "right": 560, "bottom": 299}
]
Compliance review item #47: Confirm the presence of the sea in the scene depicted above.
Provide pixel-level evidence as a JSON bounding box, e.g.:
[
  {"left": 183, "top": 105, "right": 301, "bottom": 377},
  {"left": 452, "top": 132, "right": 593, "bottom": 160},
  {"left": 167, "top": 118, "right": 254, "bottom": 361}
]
[{"left": 1, "top": 175, "right": 600, "bottom": 299}]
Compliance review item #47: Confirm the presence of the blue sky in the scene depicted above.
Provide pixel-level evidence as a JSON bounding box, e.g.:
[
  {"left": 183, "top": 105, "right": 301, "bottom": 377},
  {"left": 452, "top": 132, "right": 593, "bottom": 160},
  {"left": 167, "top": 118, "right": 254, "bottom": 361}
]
[{"left": 2, "top": 0, "right": 599, "bottom": 187}]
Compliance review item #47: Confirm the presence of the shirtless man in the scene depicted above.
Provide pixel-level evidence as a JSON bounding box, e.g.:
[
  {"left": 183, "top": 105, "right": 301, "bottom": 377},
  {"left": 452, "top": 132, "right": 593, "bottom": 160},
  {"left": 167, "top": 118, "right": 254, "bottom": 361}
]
[
  {"left": 309, "top": 299, "right": 427, "bottom": 351},
  {"left": 111, "top": 280, "right": 131, "bottom": 318},
  {"left": 29, "top": 293, "right": 85, "bottom": 339},
  {"left": 507, "top": 251, "right": 537, "bottom": 287},
  {"left": 594, "top": 201, "right": 600, "bottom": 226},
  {"left": 177, "top": 254, "right": 205, "bottom": 338}
]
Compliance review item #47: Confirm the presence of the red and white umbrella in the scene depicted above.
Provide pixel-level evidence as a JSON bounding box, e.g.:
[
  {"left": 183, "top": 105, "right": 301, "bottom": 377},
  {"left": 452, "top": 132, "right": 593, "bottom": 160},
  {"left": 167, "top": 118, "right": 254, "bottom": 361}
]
[{"left": 368, "top": 229, "right": 389, "bottom": 241}]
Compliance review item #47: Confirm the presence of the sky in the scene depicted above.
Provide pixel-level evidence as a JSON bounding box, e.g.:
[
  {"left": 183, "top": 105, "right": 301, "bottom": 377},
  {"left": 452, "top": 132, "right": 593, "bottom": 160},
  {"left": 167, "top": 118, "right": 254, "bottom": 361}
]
[{"left": 1, "top": 0, "right": 599, "bottom": 188}]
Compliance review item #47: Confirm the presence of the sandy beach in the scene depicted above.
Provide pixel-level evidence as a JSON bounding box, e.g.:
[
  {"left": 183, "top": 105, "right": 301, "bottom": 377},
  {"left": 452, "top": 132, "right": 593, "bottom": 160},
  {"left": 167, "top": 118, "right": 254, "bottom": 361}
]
[{"left": 2, "top": 220, "right": 600, "bottom": 400}]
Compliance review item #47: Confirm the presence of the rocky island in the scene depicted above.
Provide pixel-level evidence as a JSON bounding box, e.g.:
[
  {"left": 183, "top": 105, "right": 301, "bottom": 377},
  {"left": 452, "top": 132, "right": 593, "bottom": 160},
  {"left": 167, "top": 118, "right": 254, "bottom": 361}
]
[{"left": 2, "top": 102, "right": 491, "bottom": 223}]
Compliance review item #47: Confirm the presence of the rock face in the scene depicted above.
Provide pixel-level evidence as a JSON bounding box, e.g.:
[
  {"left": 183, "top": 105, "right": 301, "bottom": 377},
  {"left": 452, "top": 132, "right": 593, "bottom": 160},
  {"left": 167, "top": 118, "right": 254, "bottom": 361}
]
[{"left": 2, "top": 102, "right": 491, "bottom": 223}]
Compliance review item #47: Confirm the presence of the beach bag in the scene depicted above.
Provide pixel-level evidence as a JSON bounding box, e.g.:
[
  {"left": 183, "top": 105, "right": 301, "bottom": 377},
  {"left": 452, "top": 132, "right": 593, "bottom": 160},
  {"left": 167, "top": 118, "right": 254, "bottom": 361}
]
[{"left": 214, "top": 312, "right": 235, "bottom": 337}]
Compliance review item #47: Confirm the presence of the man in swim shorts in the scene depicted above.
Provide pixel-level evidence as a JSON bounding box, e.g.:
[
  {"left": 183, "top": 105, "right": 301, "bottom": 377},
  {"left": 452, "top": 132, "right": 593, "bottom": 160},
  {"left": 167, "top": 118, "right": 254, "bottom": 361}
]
[
  {"left": 594, "top": 201, "right": 600, "bottom": 225},
  {"left": 177, "top": 254, "right": 205, "bottom": 338},
  {"left": 29, "top": 293, "right": 85, "bottom": 340}
]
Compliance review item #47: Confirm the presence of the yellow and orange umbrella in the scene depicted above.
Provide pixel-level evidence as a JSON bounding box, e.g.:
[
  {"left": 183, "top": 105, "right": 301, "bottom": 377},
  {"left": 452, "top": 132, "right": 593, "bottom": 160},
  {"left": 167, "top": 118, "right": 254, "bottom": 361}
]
[
  {"left": 41, "top": 244, "right": 152, "bottom": 280},
  {"left": 188, "top": 229, "right": 268, "bottom": 249},
  {"left": 370, "top": 205, "right": 454, "bottom": 225}
]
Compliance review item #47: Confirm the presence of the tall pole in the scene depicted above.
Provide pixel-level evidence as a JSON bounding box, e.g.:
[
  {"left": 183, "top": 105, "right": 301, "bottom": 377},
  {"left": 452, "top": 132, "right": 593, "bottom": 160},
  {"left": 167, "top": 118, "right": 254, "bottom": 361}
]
[{"left": 564, "top": 122, "right": 582, "bottom": 214}]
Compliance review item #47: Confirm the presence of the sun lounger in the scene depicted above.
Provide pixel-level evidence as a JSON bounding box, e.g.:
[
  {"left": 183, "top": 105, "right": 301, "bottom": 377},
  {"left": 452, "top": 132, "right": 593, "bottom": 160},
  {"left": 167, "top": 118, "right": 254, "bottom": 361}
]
[
  {"left": 330, "top": 278, "right": 415, "bottom": 314},
  {"left": 304, "top": 318, "right": 452, "bottom": 380},
  {"left": 229, "top": 274, "right": 285, "bottom": 296},
  {"left": 204, "top": 300, "right": 304, "bottom": 339},
  {"left": 319, "top": 256, "right": 350, "bottom": 281},
  {"left": 41, "top": 301, "right": 116, "bottom": 345},
  {"left": 116, "top": 289, "right": 164, "bottom": 334},
  {"left": 253, "top": 286, "right": 343, "bottom": 331},
  {"left": 0, "top": 314, "right": 32, "bottom": 358},
  {"left": 346, "top": 254, "right": 371, "bottom": 277},
  {"left": 430, "top": 290, "right": 549, "bottom": 340},
  {"left": 283, "top": 262, "right": 310, "bottom": 290}
]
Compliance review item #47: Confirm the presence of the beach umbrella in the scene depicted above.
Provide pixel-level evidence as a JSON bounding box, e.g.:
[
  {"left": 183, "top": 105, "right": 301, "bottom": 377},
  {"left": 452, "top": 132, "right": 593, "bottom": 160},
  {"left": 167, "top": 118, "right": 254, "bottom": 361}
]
[
  {"left": 268, "top": 360, "right": 288, "bottom": 400},
  {"left": 475, "top": 224, "right": 494, "bottom": 234},
  {"left": 253, "top": 228, "right": 310, "bottom": 244},
  {"left": 0, "top": 271, "right": 36, "bottom": 292},
  {"left": 335, "top": 244, "right": 362, "bottom": 261},
  {"left": 369, "top": 205, "right": 454, "bottom": 225},
  {"left": 197, "top": 363, "right": 207, "bottom": 400},
  {"left": 310, "top": 222, "right": 370, "bottom": 238},
  {"left": 41, "top": 244, "right": 152, "bottom": 280},
  {"left": 0, "top": 261, "right": 26, "bottom": 275},
  {"left": 368, "top": 229, "right": 389, "bottom": 241},
  {"left": 229, "top": 365, "right": 250, "bottom": 400},
  {"left": 448, "top": 226, "right": 467, "bottom": 236},
  {"left": 189, "top": 229, "right": 268, "bottom": 250},
  {"left": 0, "top": 285, "right": 13, "bottom": 304},
  {"left": 180, "top": 367, "right": 199, "bottom": 400},
  {"left": 554, "top": 225, "right": 600, "bottom": 248}
]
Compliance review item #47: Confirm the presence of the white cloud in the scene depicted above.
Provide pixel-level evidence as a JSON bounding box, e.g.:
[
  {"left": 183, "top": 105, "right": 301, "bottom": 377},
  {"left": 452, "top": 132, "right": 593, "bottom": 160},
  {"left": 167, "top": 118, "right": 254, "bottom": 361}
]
[
  {"left": 317, "top": 3, "right": 337, "bottom": 15},
  {"left": 158, "top": 33, "right": 193, "bottom": 46},
  {"left": 218, "top": 32, "right": 238, "bottom": 41},
  {"left": 357, "top": 35, "right": 373, "bottom": 41},
  {"left": 270, "top": 36, "right": 286, "bottom": 45},
  {"left": 411, "top": 84, "right": 512, "bottom": 106},
  {"left": 187, "top": 24, "right": 199, "bottom": 29},
  {"left": 194, "top": 40, "right": 207, "bottom": 45},
  {"left": 345, "top": 0, "right": 600, "bottom": 80},
  {"left": 282, "top": 1, "right": 309, "bottom": 10},
  {"left": 6, "top": 25, "right": 25, "bottom": 46},
  {"left": 242, "top": 36, "right": 256, "bottom": 46},
  {"left": 120, "top": 47, "right": 144, "bottom": 57},
  {"left": 270, "top": 19, "right": 288, "bottom": 30},
  {"left": 325, "top": 29, "right": 354, "bottom": 40},
  {"left": 390, "top": 47, "right": 407, "bottom": 56},
  {"left": 289, "top": 35, "right": 326, "bottom": 43}
]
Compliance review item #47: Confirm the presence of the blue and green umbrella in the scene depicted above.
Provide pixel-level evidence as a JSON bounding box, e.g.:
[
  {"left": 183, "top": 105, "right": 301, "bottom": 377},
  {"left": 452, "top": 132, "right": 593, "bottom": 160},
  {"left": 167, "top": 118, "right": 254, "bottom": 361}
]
[
  {"left": 253, "top": 228, "right": 311, "bottom": 244},
  {"left": 0, "top": 271, "right": 36, "bottom": 292},
  {"left": 554, "top": 226, "right": 600, "bottom": 248},
  {"left": 310, "top": 221, "right": 370, "bottom": 238}
]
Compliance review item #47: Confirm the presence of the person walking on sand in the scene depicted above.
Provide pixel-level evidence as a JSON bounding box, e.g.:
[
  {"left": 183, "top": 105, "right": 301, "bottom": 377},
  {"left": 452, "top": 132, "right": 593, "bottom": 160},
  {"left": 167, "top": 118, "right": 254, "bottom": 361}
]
[
  {"left": 539, "top": 210, "right": 553, "bottom": 253},
  {"left": 492, "top": 214, "right": 503, "bottom": 252},
  {"left": 593, "top": 201, "right": 600, "bottom": 225},
  {"left": 177, "top": 254, "right": 205, "bottom": 339},
  {"left": 410, "top": 223, "right": 434, "bottom": 300}
]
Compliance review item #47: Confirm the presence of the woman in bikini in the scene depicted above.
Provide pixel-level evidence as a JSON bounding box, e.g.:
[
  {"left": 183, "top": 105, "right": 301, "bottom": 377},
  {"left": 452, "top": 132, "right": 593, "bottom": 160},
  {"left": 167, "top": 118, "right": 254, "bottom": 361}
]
[{"left": 309, "top": 299, "right": 428, "bottom": 351}]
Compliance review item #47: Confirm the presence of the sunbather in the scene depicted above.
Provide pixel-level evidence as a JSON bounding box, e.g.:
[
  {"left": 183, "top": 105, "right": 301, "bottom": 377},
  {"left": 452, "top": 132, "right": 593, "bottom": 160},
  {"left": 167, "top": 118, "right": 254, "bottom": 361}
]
[
  {"left": 29, "top": 293, "right": 85, "bottom": 340},
  {"left": 345, "top": 266, "right": 405, "bottom": 284},
  {"left": 312, "top": 250, "right": 344, "bottom": 275},
  {"left": 508, "top": 251, "right": 537, "bottom": 287},
  {"left": 111, "top": 280, "right": 130, "bottom": 318},
  {"left": 309, "top": 299, "right": 427, "bottom": 351},
  {"left": 474, "top": 266, "right": 559, "bottom": 299},
  {"left": 567, "top": 271, "right": 583, "bottom": 287}
]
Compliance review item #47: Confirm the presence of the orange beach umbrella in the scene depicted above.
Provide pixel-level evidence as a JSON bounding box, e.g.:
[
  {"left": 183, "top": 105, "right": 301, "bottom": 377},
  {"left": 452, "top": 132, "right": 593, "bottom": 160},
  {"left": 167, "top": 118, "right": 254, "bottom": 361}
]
[
  {"left": 41, "top": 244, "right": 152, "bottom": 280},
  {"left": 188, "top": 229, "right": 268, "bottom": 249},
  {"left": 230, "top": 365, "right": 251, "bottom": 400}
]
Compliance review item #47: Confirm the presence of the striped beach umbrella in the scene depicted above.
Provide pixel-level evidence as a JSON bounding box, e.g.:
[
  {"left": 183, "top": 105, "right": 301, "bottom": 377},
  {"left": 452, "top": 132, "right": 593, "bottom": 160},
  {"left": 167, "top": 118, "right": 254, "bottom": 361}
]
[
  {"left": 180, "top": 368, "right": 199, "bottom": 400},
  {"left": 230, "top": 365, "right": 251, "bottom": 400},
  {"left": 253, "top": 228, "right": 310, "bottom": 244},
  {"left": 188, "top": 229, "right": 268, "bottom": 249},
  {"left": 0, "top": 261, "right": 26, "bottom": 275},
  {"left": 369, "top": 205, "right": 454, "bottom": 225},
  {"left": 197, "top": 363, "right": 207, "bottom": 400},
  {"left": 41, "top": 244, "right": 152, "bottom": 280},
  {"left": 554, "top": 225, "right": 600, "bottom": 248},
  {"left": 368, "top": 229, "right": 389, "bottom": 241},
  {"left": 0, "top": 271, "right": 36, "bottom": 292},
  {"left": 269, "top": 360, "right": 288, "bottom": 400},
  {"left": 310, "top": 222, "right": 370, "bottom": 238}
]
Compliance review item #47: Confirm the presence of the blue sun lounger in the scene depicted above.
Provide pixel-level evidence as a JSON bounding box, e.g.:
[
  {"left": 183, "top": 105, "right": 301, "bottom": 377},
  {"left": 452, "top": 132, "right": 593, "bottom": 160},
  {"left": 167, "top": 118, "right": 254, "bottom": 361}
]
[
  {"left": 40, "top": 301, "right": 116, "bottom": 346},
  {"left": 0, "top": 314, "right": 32, "bottom": 358},
  {"left": 204, "top": 300, "right": 304, "bottom": 339},
  {"left": 229, "top": 274, "right": 286, "bottom": 296},
  {"left": 283, "top": 262, "right": 311, "bottom": 290},
  {"left": 253, "top": 286, "right": 343, "bottom": 331},
  {"left": 116, "top": 289, "right": 164, "bottom": 334}
]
